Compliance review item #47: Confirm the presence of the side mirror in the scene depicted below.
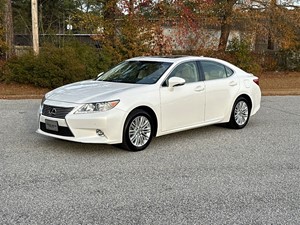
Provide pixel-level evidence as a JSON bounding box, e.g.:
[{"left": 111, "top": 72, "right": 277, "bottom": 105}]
[{"left": 168, "top": 77, "right": 185, "bottom": 91}]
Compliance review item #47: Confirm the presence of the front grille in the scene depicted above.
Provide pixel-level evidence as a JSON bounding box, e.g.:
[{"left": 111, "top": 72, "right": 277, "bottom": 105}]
[
  {"left": 40, "top": 122, "right": 74, "bottom": 137},
  {"left": 42, "top": 105, "right": 74, "bottom": 119}
]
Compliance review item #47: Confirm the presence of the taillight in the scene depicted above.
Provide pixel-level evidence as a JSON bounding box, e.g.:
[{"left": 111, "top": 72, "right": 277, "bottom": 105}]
[{"left": 253, "top": 78, "right": 259, "bottom": 86}]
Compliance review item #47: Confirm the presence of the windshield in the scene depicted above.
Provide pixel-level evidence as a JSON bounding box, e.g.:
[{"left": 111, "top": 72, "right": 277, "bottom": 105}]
[{"left": 96, "top": 61, "right": 172, "bottom": 84}]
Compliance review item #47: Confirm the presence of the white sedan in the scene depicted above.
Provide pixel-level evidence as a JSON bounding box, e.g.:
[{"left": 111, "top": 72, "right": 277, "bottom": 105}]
[{"left": 37, "top": 56, "right": 261, "bottom": 151}]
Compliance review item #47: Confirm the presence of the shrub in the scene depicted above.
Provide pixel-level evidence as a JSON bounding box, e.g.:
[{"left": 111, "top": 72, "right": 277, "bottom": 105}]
[
  {"left": 277, "top": 48, "right": 300, "bottom": 71},
  {"left": 227, "top": 38, "right": 262, "bottom": 74},
  {"left": 1, "top": 53, "right": 36, "bottom": 84},
  {"left": 259, "top": 52, "right": 279, "bottom": 71},
  {"left": 1, "top": 42, "right": 101, "bottom": 88}
]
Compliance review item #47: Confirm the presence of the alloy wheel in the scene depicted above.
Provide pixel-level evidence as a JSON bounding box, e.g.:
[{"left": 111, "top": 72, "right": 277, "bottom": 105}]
[
  {"left": 128, "top": 115, "right": 151, "bottom": 147},
  {"left": 234, "top": 101, "right": 249, "bottom": 126}
]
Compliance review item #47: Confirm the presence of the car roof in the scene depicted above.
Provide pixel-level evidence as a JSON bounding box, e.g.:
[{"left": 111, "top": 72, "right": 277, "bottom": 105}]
[
  {"left": 126, "top": 55, "right": 230, "bottom": 64},
  {"left": 127, "top": 55, "right": 204, "bottom": 63},
  {"left": 126, "top": 56, "right": 243, "bottom": 72}
]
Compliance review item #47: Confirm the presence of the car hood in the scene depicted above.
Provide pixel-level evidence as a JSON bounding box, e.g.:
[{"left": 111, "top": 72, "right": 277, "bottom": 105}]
[{"left": 47, "top": 80, "right": 140, "bottom": 103}]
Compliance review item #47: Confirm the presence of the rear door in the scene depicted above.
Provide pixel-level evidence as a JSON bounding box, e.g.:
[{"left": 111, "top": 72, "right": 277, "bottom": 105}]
[{"left": 200, "top": 60, "right": 240, "bottom": 122}]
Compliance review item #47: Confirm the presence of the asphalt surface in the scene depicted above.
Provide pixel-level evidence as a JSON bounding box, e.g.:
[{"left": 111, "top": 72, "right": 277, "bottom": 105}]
[{"left": 0, "top": 96, "right": 299, "bottom": 225}]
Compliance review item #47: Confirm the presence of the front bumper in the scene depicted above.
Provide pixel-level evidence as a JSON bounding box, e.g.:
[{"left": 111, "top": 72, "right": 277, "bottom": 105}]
[{"left": 37, "top": 103, "right": 127, "bottom": 144}]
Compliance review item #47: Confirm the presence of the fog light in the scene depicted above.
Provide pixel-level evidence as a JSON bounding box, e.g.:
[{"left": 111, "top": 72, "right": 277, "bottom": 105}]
[{"left": 96, "top": 129, "right": 105, "bottom": 136}]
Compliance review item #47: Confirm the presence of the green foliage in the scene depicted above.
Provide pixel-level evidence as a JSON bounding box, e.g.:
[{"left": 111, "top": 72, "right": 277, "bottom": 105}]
[
  {"left": 259, "top": 52, "right": 279, "bottom": 71},
  {"left": 1, "top": 42, "right": 101, "bottom": 88},
  {"left": 0, "top": 24, "right": 7, "bottom": 58},
  {"left": 95, "top": 14, "right": 172, "bottom": 72},
  {"left": 12, "top": 0, "right": 31, "bottom": 34},
  {"left": 3, "top": 0, "right": 298, "bottom": 88},
  {"left": 227, "top": 38, "right": 261, "bottom": 74},
  {"left": 276, "top": 48, "right": 300, "bottom": 71},
  {"left": 13, "top": 0, "right": 78, "bottom": 34}
]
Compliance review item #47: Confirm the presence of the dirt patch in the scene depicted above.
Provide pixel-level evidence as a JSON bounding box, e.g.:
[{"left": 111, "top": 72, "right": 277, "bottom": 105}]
[
  {"left": 0, "top": 71, "right": 299, "bottom": 99},
  {"left": 258, "top": 71, "right": 300, "bottom": 96},
  {"left": 0, "top": 83, "right": 49, "bottom": 99}
]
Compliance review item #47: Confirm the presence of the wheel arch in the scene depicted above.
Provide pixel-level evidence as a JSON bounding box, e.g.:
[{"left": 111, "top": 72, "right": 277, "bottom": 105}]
[
  {"left": 225, "top": 94, "right": 252, "bottom": 129},
  {"left": 125, "top": 106, "right": 158, "bottom": 137},
  {"left": 222, "top": 93, "right": 253, "bottom": 123},
  {"left": 236, "top": 94, "right": 252, "bottom": 113}
]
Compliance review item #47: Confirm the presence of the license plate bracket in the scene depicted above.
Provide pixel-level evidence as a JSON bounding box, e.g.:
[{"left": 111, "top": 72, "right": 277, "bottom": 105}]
[{"left": 45, "top": 119, "right": 59, "bottom": 132}]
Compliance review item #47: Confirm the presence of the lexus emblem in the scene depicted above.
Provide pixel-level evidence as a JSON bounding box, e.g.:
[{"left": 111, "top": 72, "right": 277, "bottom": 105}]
[{"left": 49, "top": 108, "right": 57, "bottom": 116}]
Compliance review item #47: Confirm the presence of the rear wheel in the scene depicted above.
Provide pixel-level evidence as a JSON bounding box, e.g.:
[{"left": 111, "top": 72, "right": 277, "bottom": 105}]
[
  {"left": 227, "top": 97, "right": 250, "bottom": 129},
  {"left": 122, "top": 109, "right": 153, "bottom": 151}
]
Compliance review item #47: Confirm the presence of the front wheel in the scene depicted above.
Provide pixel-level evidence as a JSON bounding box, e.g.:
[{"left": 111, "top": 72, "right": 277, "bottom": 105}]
[
  {"left": 122, "top": 109, "right": 153, "bottom": 151},
  {"left": 227, "top": 97, "right": 250, "bottom": 129}
]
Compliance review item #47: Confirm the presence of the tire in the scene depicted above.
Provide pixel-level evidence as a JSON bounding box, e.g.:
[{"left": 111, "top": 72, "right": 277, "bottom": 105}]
[
  {"left": 122, "top": 109, "right": 153, "bottom": 151},
  {"left": 227, "top": 97, "right": 250, "bottom": 129}
]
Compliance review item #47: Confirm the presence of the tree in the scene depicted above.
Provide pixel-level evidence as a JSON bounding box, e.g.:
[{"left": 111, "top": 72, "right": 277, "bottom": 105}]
[
  {"left": 13, "top": 0, "right": 33, "bottom": 34},
  {"left": 12, "top": 0, "right": 78, "bottom": 34},
  {"left": 92, "top": 0, "right": 172, "bottom": 70},
  {"left": 215, "top": 0, "right": 236, "bottom": 51},
  {"left": 0, "top": 0, "right": 7, "bottom": 58},
  {"left": 165, "top": 0, "right": 300, "bottom": 53},
  {"left": 258, "top": 0, "right": 300, "bottom": 50},
  {"left": 38, "top": 0, "right": 78, "bottom": 34},
  {"left": 216, "top": 0, "right": 300, "bottom": 51}
]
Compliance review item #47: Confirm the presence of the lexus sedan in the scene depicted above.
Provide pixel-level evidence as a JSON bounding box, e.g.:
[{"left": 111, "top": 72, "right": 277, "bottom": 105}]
[{"left": 37, "top": 56, "right": 261, "bottom": 151}]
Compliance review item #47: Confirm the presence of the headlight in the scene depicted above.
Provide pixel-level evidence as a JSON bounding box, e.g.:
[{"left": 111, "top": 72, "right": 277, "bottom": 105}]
[
  {"left": 41, "top": 95, "right": 46, "bottom": 106},
  {"left": 40, "top": 95, "right": 46, "bottom": 112},
  {"left": 75, "top": 100, "right": 120, "bottom": 114}
]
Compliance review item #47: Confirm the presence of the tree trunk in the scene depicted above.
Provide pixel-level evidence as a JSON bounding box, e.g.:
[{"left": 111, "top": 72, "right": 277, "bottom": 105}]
[
  {"left": 218, "top": 19, "right": 231, "bottom": 52},
  {"left": 217, "top": 0, "right": 236, "bottom": 52},
  {"left": 102, "top": 0, "right": 118, "bottom": 47},
  {"left": 129, "top": 0, "right": 134, "bottom": 16},
  {"left": 103, "top": 0, "right": 118, "bottom": 22},
  {"left": 5, "top": 0, "right": 14, "bottom": 59}
]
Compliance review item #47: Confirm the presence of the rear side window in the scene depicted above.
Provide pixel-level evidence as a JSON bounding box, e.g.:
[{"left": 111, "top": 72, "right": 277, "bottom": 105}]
[
  {"left": 201, "top": 61, "right": 234, "bottom": 81},
  {"left": 225, "top": 66, "right": 234, "bottom": 77}
]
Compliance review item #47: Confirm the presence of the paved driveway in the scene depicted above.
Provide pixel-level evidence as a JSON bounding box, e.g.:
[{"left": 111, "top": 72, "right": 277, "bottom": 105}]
[{"left": 0, "top": 96, "right": 299, "bottom": 224}]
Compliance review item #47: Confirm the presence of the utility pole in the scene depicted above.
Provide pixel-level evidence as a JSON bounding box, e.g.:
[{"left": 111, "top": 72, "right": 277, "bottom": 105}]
[
  {"left": 31, "top": 0, "right": 39, "bottom": 55},
  {"left": 5, "top": 0, "right": 14, "bottom": 59}
]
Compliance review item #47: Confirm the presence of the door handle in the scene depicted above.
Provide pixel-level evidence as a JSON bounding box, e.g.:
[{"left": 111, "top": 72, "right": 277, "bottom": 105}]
[
  {"left": 229, "top": 81, "right": 237, "bottom": 86},
  {"left": 195, "top": 86, "right": 205, "bottom": 92}
]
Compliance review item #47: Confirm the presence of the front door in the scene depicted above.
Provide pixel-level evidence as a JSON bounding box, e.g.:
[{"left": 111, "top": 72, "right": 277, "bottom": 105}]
[{"left": 160, "top": 61, "right": 205, "bottom": 132}]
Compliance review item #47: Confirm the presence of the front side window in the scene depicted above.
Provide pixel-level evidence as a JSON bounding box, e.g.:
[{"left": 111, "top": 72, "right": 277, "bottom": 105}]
[
  {"left": 97, "top": 61, "right": 172, "bottom": 84},
  {"left": 201, "top": 61, "right": 234, "bottom": 81},
  {"left": 168, "top": 61, "right": 199, "bottom": 83}
]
